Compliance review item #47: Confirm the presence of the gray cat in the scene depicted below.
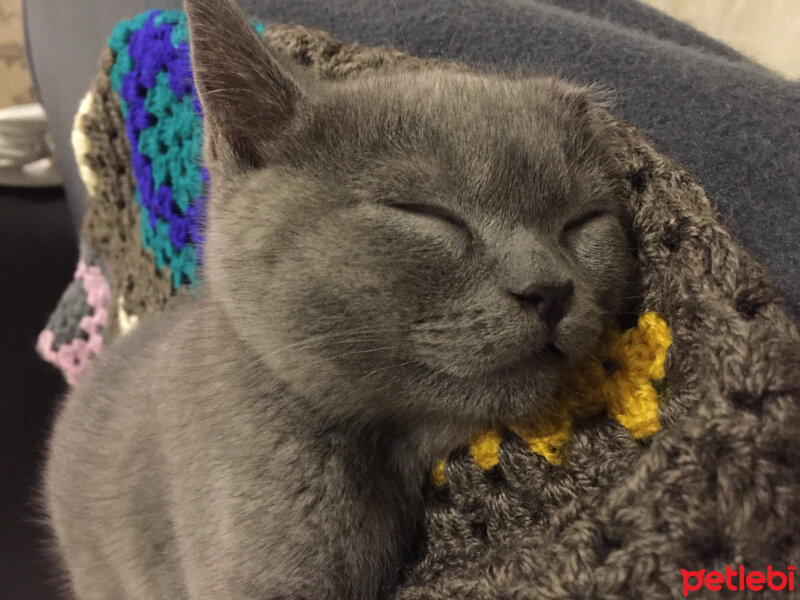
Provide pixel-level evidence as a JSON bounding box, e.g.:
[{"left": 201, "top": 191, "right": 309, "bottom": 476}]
[{"left": 44, "top": 0, "right": 635, "bottom": 598}]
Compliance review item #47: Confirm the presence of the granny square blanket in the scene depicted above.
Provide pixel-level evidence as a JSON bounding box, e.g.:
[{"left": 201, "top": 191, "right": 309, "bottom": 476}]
[{"left": 39, "top": 10, "right": 800, "bottom": 599}]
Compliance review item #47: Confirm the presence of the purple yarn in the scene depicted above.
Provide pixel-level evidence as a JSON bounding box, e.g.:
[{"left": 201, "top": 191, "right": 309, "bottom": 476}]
[{"left": 117, "top": 11, "right": 205, "bottom": 284}]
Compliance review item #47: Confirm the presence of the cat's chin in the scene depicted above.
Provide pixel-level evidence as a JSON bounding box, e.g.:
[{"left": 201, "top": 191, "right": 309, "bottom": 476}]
[
  {"left": 455, "top": 338, "right": 571, "bottom": 382},
  {"left": 441, "top": 370, "right": 563, "bottom": 426},
  {"left": 435, "top": 343, "right": 577, "bottom": 423}
]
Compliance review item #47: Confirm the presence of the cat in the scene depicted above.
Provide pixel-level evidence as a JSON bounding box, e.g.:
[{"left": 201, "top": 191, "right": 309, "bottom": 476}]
[{"left": 44, "top": 0, "right": 635, "bottom": 598}]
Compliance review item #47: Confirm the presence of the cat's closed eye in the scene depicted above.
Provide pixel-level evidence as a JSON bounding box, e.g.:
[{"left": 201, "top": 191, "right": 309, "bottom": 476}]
[
  {"left": 387, "top": 202, "right": 471, "bottom": 234},
  {"left": 560, "top": 209, "right": 612, "bottom": 244},
  {"left": 562, "top": 209, "right": 609, "bottom": 234}
]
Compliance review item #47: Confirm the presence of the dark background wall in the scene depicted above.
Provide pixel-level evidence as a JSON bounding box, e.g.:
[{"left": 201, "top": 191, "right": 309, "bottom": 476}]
[{"left": 1, "top": 188, "right": 76, "bottom": 599}]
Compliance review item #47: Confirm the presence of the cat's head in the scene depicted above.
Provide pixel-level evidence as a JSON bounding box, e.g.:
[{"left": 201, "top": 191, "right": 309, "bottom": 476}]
[{"left": 186, "top": 0, "right": 635, "bottom": 429}]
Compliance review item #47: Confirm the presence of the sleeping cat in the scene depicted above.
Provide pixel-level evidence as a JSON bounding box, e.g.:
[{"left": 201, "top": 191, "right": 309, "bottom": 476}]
[{"left": 44, "top": 0, "right": 635, "bottom": 598}]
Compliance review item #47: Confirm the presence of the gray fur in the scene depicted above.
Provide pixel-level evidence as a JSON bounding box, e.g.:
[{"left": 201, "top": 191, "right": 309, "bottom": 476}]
[{"left": 44, "top": 0, "right": 634, "bottom": 597}]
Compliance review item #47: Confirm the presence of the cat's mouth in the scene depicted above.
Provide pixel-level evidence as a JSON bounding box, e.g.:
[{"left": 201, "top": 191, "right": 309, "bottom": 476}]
[
  {"left": 498, "top": 341, "right": 567, "bottom": 377},
  {"left": 541, "top": 342, "right": 566, "bottom": 360}
]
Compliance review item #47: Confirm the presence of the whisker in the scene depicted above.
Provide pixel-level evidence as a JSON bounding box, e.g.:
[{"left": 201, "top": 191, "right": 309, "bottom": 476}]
[
  {"left": 358, "top": 360, "right": 418, "bottom": 384},
  {"left": 263, "top": 327, "right": 400, "bottom": 357},
  {"left": 297, "top": 346, "right": 402, "bottom": 372},
  {"left": 578, "top": 347, "right": 603, "bottom": 366}
]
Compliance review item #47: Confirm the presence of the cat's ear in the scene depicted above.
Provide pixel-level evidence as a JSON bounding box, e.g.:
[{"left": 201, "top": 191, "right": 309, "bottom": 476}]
[{"left": 184, "top": 0, "right": 301, "bottom": 170}]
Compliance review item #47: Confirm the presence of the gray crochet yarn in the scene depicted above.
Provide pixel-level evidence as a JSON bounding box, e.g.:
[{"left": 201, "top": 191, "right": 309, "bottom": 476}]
[
  {"left": 45, "top": 276, "right": 90, "bottom": 347},
  {"left": 42, "top": 243, "right": 111, "bottom": 350}
]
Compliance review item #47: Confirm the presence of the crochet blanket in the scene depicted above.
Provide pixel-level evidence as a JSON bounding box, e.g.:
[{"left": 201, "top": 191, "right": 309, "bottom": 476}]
[{"left": 39, "top": 10, "right": 800, "bottom": 598}]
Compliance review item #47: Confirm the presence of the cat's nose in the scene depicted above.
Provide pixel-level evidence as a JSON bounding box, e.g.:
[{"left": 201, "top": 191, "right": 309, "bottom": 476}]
[{"left": 509, "top": 280, "right": 574, "bottom": 329}]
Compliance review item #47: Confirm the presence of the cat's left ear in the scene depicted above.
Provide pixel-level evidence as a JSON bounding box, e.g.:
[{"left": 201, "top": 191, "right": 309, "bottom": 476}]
[{"left": 185, "top": 0, "right": 302, "bottom": 170}]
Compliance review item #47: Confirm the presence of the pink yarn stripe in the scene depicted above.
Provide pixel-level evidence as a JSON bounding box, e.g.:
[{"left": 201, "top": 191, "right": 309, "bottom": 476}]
[{"left": 37, "top": 261, "right": 111, "bottom": 385}]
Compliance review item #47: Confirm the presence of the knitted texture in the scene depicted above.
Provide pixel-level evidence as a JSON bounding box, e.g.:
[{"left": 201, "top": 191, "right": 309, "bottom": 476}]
[
  {"left": 80, "top": 46, "right": 173, "bottom": 338},
  {"left": 40, "top": 14, "right": 800, "bottom": 598},
  {"left": 110, "top": 10, "right": 206, "bottom": 288},
  {"left": 108, "top": 10, "right": 265, "bottom": 287},
  {"left": 37, "top": 245, "right": 111, "bottom": 386}
]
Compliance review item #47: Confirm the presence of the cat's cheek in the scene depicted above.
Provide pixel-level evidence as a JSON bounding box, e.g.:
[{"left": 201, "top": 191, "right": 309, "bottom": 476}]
[
  {"left": 568, "top": 228, "right": 629, "bottom": 278},
  {"left": 562, "top": 244, "right": 631, "bottom": 319}
]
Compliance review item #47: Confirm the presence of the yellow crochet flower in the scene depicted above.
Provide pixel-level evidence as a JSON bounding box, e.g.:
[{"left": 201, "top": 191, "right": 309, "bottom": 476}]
[{"left": 432, "top": 311, "right": 671, "bottom": 487}]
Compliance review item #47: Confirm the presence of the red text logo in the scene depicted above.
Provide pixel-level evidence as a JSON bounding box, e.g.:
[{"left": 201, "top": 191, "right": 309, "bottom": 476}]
[{"left": 681, "top": 565, "right": 795, "bottom": 596}]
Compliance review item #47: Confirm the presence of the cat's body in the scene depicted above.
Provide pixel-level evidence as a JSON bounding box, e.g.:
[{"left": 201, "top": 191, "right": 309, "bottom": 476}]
[
  {"left": 45, "top": 1, "right": 635, "bottom": 598},
  {"left": 47, "top": 299, "right": 424, "bottom": 599}
]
